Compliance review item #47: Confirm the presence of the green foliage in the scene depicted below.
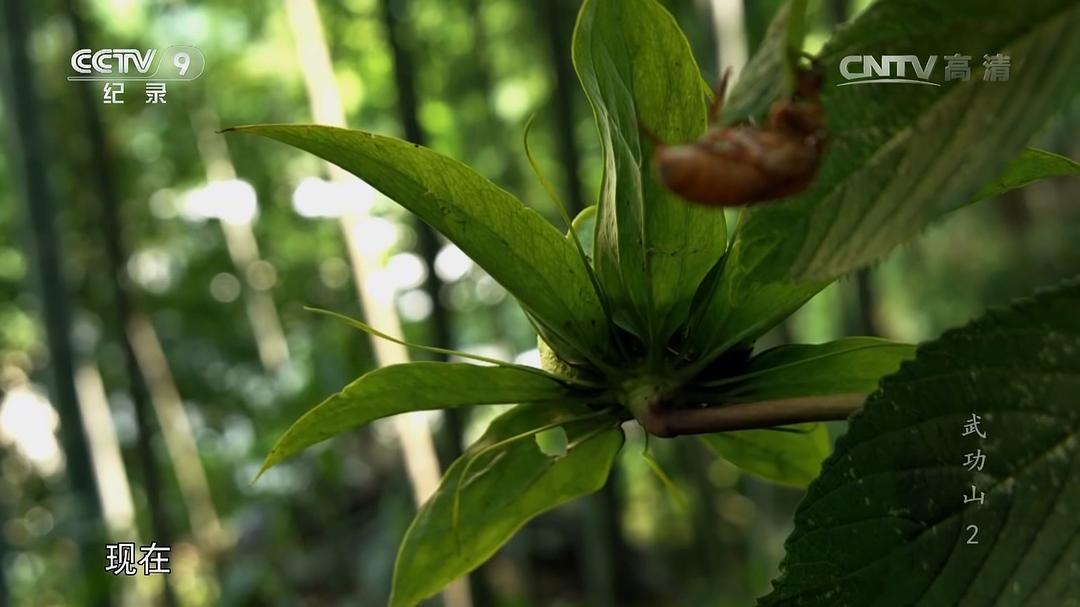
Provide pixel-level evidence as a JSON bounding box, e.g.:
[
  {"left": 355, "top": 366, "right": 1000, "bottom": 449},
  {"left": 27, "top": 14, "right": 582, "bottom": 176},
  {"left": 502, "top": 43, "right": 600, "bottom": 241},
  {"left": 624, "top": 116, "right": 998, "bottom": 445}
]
[
  {"left": 390, "top": 403, "right": 623, "bottom": 607},
  {"left": 680, "top": 235, "right": 830, "bottom": 367},
  {"left": 706, "top": 337, "right": 916, "bottom": 398},
  {"left": 732, "top": 0, "right": 1080, "bottom": 284},
  {"left": 761, "top": 279, "right": 1080, "bottom": 606},
  {"left": 573, "top": 0, "right": 727, "bottom": 347},
  {"left": 226, "top": 125, "right": 611, "bottom": 365},
  {"left": 570, "top": 205, "right": 597, "bottom": 261},
  {"left": 721, "top": 0, "right": 807, "bottom": 124},
  {"left": 698, "top": 338, "right": 915, "bottom": 486},
  {"left": 229, "top": 0, "right": 1080, "bottom": 602},
  {"left": 257, "top": 362, "right": 572, "bottom": 476},
  {"left": 683, "top": 0, "right": 1080, "bottom": 370},
  {"left": 701, "top": 426, "right": 829, "bottom": 488},
  {"left": 972, "top": 147, "right": 1080, "bottom": 202}
]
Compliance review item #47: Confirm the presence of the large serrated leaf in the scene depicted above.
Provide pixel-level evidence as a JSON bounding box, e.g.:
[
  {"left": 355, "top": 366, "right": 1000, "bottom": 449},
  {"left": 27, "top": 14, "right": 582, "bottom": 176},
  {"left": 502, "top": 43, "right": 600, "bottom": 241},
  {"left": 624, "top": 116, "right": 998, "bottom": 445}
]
[
  {"left": 391, "top": 403, "right": 624, "bottom": 607},
  {"left": 737, "top": 0, "right": 1080, "bottom": 283},
  {"left": 685, "top": 1, "right": 1079, "bottom": 369},
  {"left": 761, "top": 278, "right": 1080, "bottom": 606},
  {"left": 258, "top": 362, "right": 569, "bottom": 475},
  {"left": 573, "top": 0, "right": 726, "bottom": 347},
  {"left": 227, "top": 125, "right": 610, "bottom": 362}
]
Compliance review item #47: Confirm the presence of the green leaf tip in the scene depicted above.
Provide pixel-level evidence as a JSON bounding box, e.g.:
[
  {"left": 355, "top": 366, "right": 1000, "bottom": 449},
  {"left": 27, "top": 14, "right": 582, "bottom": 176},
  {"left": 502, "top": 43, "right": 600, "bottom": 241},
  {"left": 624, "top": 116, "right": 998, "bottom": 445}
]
[
  {"left": 257, "top": 362, "right": 573, "bottom": 477},
  {"left": 232, "top": 123, "right": 612, "bottom": 368},
  {"left": 641, "top": 444, "right": 688, "bottom": 513}
]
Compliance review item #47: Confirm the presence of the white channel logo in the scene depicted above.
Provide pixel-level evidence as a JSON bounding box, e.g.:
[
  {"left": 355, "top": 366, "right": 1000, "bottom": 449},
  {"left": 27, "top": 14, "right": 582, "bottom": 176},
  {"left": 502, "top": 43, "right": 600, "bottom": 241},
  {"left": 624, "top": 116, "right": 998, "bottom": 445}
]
[{"left": 69, "top": 46, "right": 205, "bottom": 81}]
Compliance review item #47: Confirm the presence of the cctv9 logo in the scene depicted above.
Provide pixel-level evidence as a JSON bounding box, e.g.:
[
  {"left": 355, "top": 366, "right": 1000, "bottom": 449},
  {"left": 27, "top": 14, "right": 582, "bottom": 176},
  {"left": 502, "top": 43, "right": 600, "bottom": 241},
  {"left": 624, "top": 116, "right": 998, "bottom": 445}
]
[{"left": 68, "top": 45, "right": 205, "bottom": 81}]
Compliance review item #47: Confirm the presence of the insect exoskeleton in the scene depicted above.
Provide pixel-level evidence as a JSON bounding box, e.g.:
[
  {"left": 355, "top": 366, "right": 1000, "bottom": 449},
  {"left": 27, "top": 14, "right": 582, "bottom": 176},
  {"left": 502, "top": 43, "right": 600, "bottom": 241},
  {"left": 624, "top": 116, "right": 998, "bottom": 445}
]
[{"left": 648, "top": 61, "right": 827, "bottom": 207}]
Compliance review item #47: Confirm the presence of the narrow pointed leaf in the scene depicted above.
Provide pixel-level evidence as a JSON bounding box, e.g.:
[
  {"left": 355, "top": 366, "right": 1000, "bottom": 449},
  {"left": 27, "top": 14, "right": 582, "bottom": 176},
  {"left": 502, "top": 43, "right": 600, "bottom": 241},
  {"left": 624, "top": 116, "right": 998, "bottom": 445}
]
[
  {"left": 227, "top": 125, "right": 609, "bottom": 360},
  {"left": 391, "top": 403, "right": 624, "bottom": 607},
  {"left": 259, "top": 363, "right": 570, "bottom": 475},
  {"left": 574, "top": 0, "right": 726, "bottom": 345},
  {"left": 722, "top": 0, "right": 808, "bottom": 125},
  {"left": 761, "top": 278, "right": 1080, "bottom": 605},
  {"left": 713, "top": 337, "right": 916, "bottom": 398},
  {"left": 682, "top": 232, "right": 829, "bottom": 367}
]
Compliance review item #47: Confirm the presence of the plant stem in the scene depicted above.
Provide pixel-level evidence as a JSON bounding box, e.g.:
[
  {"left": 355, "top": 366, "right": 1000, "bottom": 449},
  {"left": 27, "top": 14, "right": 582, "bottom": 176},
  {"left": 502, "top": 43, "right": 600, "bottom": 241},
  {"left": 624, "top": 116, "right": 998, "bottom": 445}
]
[{"left": 636, "top": 393, "right": 866, "bottom": 437}]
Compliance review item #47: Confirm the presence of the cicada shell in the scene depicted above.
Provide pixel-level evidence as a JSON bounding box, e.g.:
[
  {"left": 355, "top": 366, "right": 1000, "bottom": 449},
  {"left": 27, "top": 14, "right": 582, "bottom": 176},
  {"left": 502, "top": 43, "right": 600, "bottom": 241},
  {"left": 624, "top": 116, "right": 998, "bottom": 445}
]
[{"left": 650, "top": 63, "right": 827, "bottom": 207}]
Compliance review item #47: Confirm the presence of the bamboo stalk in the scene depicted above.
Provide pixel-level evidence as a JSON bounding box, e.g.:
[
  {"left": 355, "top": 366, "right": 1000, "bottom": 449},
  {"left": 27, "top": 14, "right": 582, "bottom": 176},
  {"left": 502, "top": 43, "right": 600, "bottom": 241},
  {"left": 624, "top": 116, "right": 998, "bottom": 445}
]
[
  {"left": 710, "top": 0, "right": 748, "bottom": 82},
  {"left": 74, "top": 363, "right": 138, "bottom": 541},
  {"left": 0, "top": 2, "right": 110, "bottom": 602},
  {"left": 127, "top": 313, "right": 228, "bottom": 552},
  {"left": 192, "top": 106, "right": 291, "bottom": 371}
]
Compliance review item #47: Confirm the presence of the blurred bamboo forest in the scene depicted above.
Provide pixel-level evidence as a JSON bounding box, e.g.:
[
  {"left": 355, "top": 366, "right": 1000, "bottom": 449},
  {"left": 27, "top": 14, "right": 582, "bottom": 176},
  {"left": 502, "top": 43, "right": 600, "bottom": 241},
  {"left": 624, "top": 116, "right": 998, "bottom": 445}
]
[{"left": 0, "top": 0, "right": 1077, "bottom": 605}]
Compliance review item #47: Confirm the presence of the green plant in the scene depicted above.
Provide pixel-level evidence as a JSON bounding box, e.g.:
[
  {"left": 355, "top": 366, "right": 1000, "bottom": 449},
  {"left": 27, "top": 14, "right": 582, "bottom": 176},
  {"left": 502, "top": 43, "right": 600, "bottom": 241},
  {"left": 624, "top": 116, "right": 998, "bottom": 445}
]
[{"left": 228, "top": 0, "right": 1080, "bottom": 604}]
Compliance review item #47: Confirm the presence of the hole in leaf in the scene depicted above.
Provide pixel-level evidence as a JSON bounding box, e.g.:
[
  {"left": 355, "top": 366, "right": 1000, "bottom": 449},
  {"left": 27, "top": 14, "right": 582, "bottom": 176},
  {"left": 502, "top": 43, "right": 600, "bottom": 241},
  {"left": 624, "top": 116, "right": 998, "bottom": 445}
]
[{"left": 534, "top": 427, "right": 568, "bottom": 457}]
